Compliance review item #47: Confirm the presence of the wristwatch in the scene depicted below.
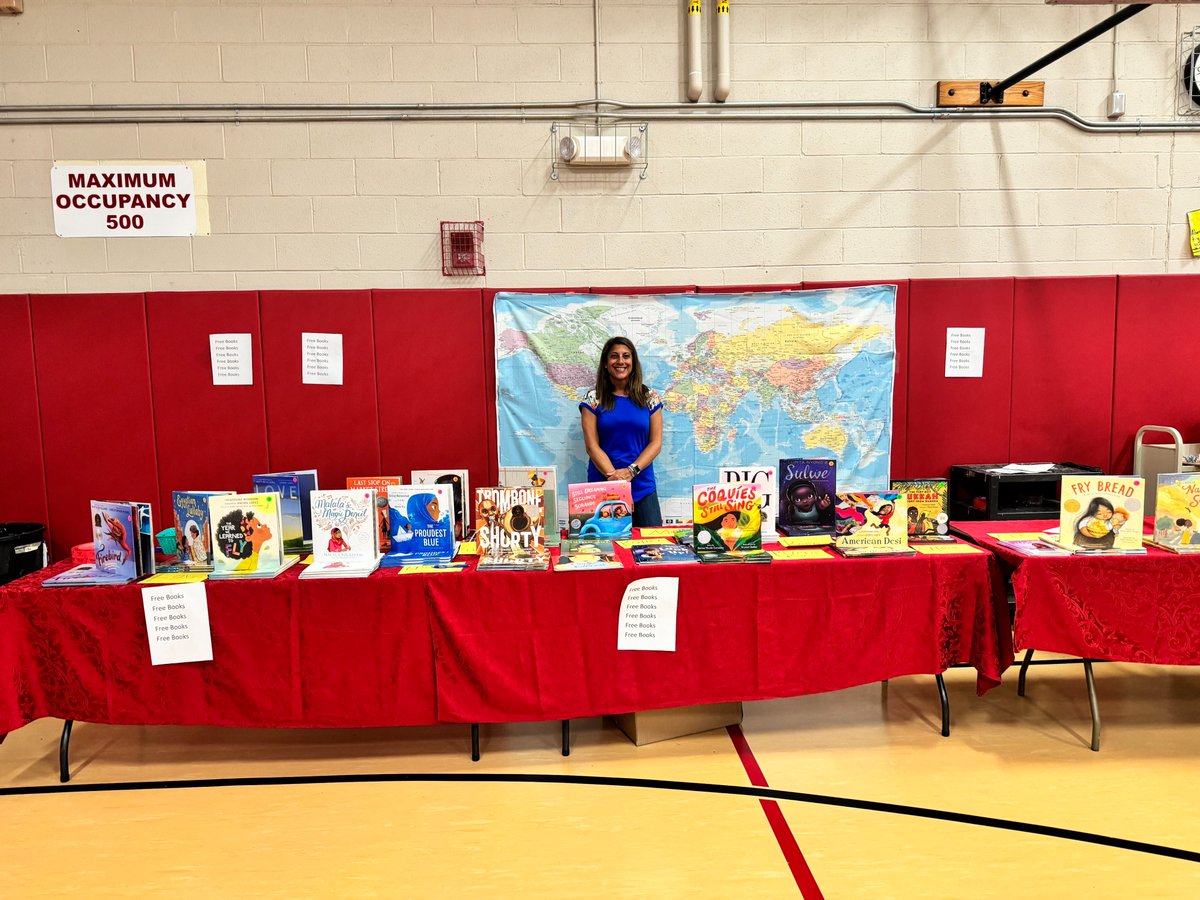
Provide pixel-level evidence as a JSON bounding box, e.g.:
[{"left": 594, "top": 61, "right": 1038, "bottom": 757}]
[{"left": 628, "top": 463, "right": 641, "bottom": 477}]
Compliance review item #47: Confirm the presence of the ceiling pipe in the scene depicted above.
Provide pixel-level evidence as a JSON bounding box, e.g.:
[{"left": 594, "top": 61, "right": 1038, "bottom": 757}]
[
  {"left": 713, "top": 1, "right": 731, "bottom": 103},
  {"left": 686, "top": 0, "right": 703, "bottom": 102}
]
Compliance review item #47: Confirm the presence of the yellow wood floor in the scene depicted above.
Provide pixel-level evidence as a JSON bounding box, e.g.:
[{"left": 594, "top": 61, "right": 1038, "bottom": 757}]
[{"left": 3, "top": 661, "right": 1200, "bottom": 897}]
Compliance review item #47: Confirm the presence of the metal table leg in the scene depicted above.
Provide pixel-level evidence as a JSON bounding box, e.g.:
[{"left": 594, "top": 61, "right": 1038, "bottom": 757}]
[
  {"left": 561, "top": 719, "right": 570, "bottom": 756},
  {"left": 1084, "top": 659, "right": 1101, "bottom": 751},
  {"left": 59, "top": 719, "right": 74, "bottom": 783},
  {"left": 935, "top": 674, "right": 950, "bottom": 737},
  {"left": 471, "top": 723, "right": 480, "bottom": 762},
  {"left": 1017, "top": 648, "right": 1035, "bottom": 696}
]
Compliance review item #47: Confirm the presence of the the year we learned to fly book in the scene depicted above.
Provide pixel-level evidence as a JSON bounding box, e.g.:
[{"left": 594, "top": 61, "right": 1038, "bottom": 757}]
[
  {"left": 300, "top": 489, "right": 380, "bottom": 579},
  {"left": 1044, "top": 475, "right": 1146, "bottom": 554},
  {"left": 209, "top": 492, "right": 299, "bottom": 579}
]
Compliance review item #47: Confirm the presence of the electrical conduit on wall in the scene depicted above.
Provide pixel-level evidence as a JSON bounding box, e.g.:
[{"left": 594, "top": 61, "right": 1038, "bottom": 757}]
[
  {"left": 714, "top": 1, "right": 731, "bottom": 103},
  {"left": 686, "top": 0, "right": 703, "bottom": 103}
]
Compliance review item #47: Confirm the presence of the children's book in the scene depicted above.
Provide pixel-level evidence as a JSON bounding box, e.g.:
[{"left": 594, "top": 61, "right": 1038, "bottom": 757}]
[
  {"left": 345, "top": 476, "right": 403, "bottom": 553},
  {"left": 251, "top": 469, "right": 318, "bottom": 555},
  {"left": 42, "top": 563, "right": 134, "bottom": 587},
  {"left": 692, "top": 482, "right": 766, "bottom": 561},
  {"left": 474, "top": 485, "right": 550, "bottom": 570},
  {"left": 411, "top": 470, "right": 470, "bottom": 542},
  {"left": 554, "top": 538, "right": 621, "bottom": 570},
  {"left": 832, "top": 492, "right": 915, "bottom": 557},
  {"left": 566, "top": 482, "right": 634, "bottom": 540},
  {"left": 1042, "top": 476, "right": 1146, "bottom": 554},
  {"left": 718, "top": 465, "right": 777, "bottom": 538},
  {"left": 696, "top": 548, "right": 772, "bottom": 564},
  {"left": 172, "top": 491, "right": 232, "bottom": 568},
  {"left": 91, "top": 500, "right": 141, "bottom": 581},
  {"left": 998, "top": 538, "right": 1071, "bottom": 557},
  {"left": 1149, "top": 473, "right": 1200, "bottom": 552},
  {"left": 379, "top": 484, "right": 459, "bottom": 567},
  {"left": 500, "top": 465, "right": 560, "bottom": 546},
  {"left": 300, "top": 489, "right": 380, "bottom": 579},
  {"left": 209, "top": 492, "right": 297, "bottom": 578},
  {"left": 630, "top": 543, "right": 701, "bottom": 566},
  {"left": 890, "top": 479, "right": 952, "bottom": 543},
  {"left": 777, "top": 458, "right": 837, "bottom": 537},
  {"left": 135, "top": 501, "right": 155, "bottom": 577}
]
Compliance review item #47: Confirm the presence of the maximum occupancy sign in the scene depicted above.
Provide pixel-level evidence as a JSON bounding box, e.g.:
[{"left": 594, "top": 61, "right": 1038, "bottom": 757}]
[{"left": 494, "top": 287, "right": 897, "bottom": 526}]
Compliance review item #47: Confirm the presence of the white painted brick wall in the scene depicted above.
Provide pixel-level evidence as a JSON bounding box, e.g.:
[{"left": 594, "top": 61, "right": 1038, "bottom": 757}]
[{"left": 0, "top": 0, "right": 1196, "bottom": 290}]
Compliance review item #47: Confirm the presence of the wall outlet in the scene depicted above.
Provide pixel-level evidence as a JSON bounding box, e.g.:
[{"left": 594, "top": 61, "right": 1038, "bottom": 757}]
[{"left": 1107, "top": 90, "right": 1126, "bottom": 120}]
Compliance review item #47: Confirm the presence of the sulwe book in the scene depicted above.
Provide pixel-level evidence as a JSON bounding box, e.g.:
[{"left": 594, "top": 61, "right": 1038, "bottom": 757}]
[
  {"left": 832, "top": 492, "right": 914, "bottom": 557},
  {"left": 346, "top": 476, "right": 403, "bottom": 553},
  {"left": 890, "top": 479, "right": 952, "bottom": 543},
  {"left": 1043, "top": 475, "right": 1146, "bottom": 554},
  {"left": 380, "top": 485, "right": 459, "bottom": 567},
  {"left": 475, "top": 485, "right": 550, "bottom": 571},
  {"left": 777, "top": 458, "right": 836, "bottom": 537},
  {"left": 411, "top": 469, "right": 470, "bottom": 542},
  {"left": 500, "top": 465, "right": 560, "bottom": 546},
  {"left": 209, "top": 492, "right": 298, "bottom": 579},
  {"left": 554, "top": 538, "right": 622, "bottom": 571},
  {"left": 301, "top": 489, "right": 380, "bottom": 579},
  {"left": 1149, "top": 472, "right": 1200, "bottom": 552},
  {"left": 691, "top": 482, "right": 771, "bottom": 563},
  {"left": 718, "top": 465, "right": 776, "bottom": 538},
  {"left": 252, "top": 469, "right": 318, "bottom": 555},
  {"left": 566, "top": 482, "right": 634, "bottom": 540},
  {"left": 172, "top": 490, "right": 233, "bottom": 568}
]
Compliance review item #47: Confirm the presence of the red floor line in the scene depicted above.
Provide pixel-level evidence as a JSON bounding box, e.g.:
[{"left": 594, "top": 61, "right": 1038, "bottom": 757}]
[{"left": 727, "top": 724, "right": 825, "bottom": 900}]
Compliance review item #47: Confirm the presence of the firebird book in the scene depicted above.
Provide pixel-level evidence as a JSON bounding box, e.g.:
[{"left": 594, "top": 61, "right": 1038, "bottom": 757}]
[
  {"left": 91, "top": 499, "right": 141, "bottom": 581},
  {"left": 777, "top": 458, "right": 836, "bottom": 537},
  {"left": 475, "top": 485, "right": 550, "bottom": 571},
  {"left": 692, "top": 483, "right": 769, "bottom": 563},
  {"left": 500, "top": 465, "right": 560, "bottom": 546},
  {"left": 1149, "top": 473, "right": 1200, "bottom": 552},
  {"left": 172, "top": 490, "right": 232, "bottom": 568},
  {"left": 209, "top": 492, "right": 297, "bottom": 579},
  {"left": 566, "top": 481, "right": 634, "bottom": 540},
  {"left": 380, "top": 484, "right": 459, "bottom": 567},
  {"left": 832, "top": 492, "right": 915, "bottom": 558},
  {"left": 411, "top": 469, "right": 470, "bottom": 542},
  {"left": 718, "top": 465, "right": 776, "bottom": 538},
  {"left": 251, "top": 469, "right": 318, "bottom": 554},
  {"left": 345, "top": 476, "right": 403, "bottom": 553},
  {"left": 1043, "top": 475, "right": 1146, "bottom": 554},
  {"left": 889, "top": 479, "right": 952, "bottom": 543},
  {"left": 300, "top": 489, "right": 380, "bottom": 579}
]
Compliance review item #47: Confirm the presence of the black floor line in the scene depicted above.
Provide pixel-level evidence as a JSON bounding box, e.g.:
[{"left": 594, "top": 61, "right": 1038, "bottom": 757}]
[{"left": 3, "top": 771, "right": 1197, "bottom": 863}]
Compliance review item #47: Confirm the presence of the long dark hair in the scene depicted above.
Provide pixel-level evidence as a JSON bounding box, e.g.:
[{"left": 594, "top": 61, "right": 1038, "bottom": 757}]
[{"left": 594, "top": 336, "right": 651, "bottom": 411}]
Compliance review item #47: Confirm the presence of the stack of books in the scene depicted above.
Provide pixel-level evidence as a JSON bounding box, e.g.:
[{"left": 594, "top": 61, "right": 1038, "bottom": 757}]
[
  {"left": 475, "top": 486, "right": 550, "bottom": 571},
  {"left": 300, "top": 489, "right": 381, "bottom": 579}
]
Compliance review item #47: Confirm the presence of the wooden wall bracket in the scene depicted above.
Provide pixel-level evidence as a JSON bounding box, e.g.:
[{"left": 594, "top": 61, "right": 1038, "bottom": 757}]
[
  {"left": 937, "top": 80, "right": 1045, "bottom": 107},
  {"left": 0, "top": 1, "right": 25, "bottom": 16}
]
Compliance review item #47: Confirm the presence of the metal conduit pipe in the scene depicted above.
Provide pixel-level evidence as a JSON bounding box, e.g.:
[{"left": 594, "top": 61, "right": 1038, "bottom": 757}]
[
  {"left": 3, "top": 101, "right": 1200, "bottom": 133},
  {"left": 686, "top": 0, "right": 703, "bottom": 103}
]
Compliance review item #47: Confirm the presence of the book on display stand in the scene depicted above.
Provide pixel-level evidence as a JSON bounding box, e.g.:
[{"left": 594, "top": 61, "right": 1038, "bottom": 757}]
[
  {"left": 475, "top": 485, "right": 550, "bottom": 571},
  {"left": 831, "top": 491, "right": 915, "bottom": 558},
  {"left": 300, "top": 488, "right": 381, "bottom": 579},
  {"left": 691, "top": 482, "right": 771, "bottom": 564},
  {"left": 209, "top": 492, "right": 300, "bottom": 579}
]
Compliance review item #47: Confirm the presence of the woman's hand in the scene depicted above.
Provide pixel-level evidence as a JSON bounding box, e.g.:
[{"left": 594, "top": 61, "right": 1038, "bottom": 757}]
[{"left": 607, "top": 468, "right": 634, "bottom": 482}]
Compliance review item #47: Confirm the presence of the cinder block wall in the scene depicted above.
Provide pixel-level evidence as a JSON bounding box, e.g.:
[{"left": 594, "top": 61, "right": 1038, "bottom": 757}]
[{"left": 0, "top": 0, "right": 1195, "bottom": 291}]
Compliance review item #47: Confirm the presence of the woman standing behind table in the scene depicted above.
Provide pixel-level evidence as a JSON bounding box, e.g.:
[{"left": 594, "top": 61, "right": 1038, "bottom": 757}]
[{"left": 579, "top": 336, "right": 664, "bottom": 528}]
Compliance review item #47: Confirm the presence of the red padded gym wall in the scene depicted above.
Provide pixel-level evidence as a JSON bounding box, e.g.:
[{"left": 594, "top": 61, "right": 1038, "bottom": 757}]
[
  {"left": 697, "top": 283, "right": 802, "bottom": 293},
  {"left": 146, "top": 291, "right": 270, "bottom": 515},
  {"left": 589, "top": 285, "right": 698, "bottom": 294},
  {"left": 905, "top": 278, "right": 1015, "bottom": 477},
  {"left": 0, "top": 295, "right": 48, "bottom": 531},
  {"left": 373, "top": 289, "right": 490, "bottom": 487},
  {"left": 805, "top": 278, "right": 910, "bottom": 481},
  {"left": 1110, "top": 274, "right": 1200, "bottom": 474},
  {"left": 259, "top": 290, "right": 381, "bottom": 488},
  {"left": 1011, "top": 277, "right": 1116, "bottom": 472},
  {"left": 31, "top": 293, "right": 160, "bottom": 559}
]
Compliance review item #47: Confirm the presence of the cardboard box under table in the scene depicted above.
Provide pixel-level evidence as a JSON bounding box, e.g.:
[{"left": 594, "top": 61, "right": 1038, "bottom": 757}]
[{"left": 611, "top": 702, "right": 743, "bottom": 746}]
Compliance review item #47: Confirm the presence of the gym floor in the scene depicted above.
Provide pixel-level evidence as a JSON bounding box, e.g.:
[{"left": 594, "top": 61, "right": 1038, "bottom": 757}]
[{"left": 3, "top": 660, "right": 1199, "bottom": 898}]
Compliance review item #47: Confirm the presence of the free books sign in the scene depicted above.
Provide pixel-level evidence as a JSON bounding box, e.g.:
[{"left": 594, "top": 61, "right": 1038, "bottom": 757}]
[{"left": 51, "top": 163, "right": 201, "bottom": 237}]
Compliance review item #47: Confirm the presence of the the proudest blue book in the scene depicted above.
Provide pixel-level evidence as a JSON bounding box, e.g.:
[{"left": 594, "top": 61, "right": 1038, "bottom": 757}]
[
  {"left": 252, "top": 469, "right": 318, "bottom": 554},
  {"left": 777, "top": 458, "right": 837, "bottom": 537},
  {"left": 172, "top": 490, "right": 232, "bottom": 567},
  {"left": 380, "top": 485, "right": 459, "bottom": 567}
]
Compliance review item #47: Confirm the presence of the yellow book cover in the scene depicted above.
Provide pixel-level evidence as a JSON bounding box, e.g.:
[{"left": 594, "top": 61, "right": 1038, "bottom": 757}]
[
  {"left": 890, "top": 479, "right": 949, "bottom": 538},
  {"left": 1057, "top": 476, "right": 1145, "bottom": 552},
  {"left": 832, "top": 492, "right": 911, "bottom": 556}
]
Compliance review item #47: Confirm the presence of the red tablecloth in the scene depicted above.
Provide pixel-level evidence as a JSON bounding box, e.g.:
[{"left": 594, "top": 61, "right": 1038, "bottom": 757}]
[
  {"left": 954, "top": 520, "right": 1200, "bottom": 664},
  {"left": 0, "top": 562, "right": 438, "bottom": 734},
  {"left": 1, "top": 545, "right": 1012, "bottom": 734},
  {"left": 427, "top": 547, "right": 1013, "bottom": 724}
]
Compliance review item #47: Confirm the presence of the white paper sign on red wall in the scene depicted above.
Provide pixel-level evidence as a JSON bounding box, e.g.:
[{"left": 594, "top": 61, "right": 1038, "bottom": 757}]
[{"left": 51, "top": 163, "right": 203, "bottom": 237}]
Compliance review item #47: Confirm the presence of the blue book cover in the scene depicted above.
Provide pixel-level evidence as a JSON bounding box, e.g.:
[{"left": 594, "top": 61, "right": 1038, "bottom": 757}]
[
  {"left": 777, "top": 458, "right": 837, "bottom": 536},
  {"left": 90, "top": 500, "right": 140, "bottom": 581},
  {"left": 252, "top": 469, "right": 318, "bottom": 553},
  {"left": 631, "top": 543, "right": 700, "bottom": 565},
  {"left": 172, "top": 490, "right": 231, "bottom": 567},
  {"left": 380, "top": 485, "right": 458, "bottom": 567}
]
